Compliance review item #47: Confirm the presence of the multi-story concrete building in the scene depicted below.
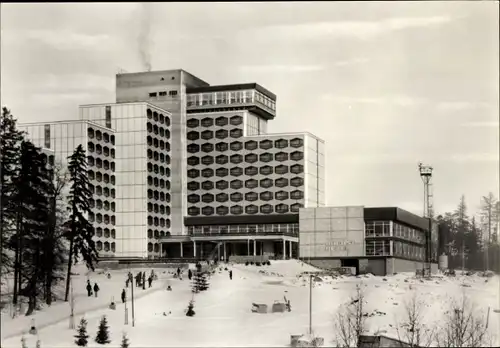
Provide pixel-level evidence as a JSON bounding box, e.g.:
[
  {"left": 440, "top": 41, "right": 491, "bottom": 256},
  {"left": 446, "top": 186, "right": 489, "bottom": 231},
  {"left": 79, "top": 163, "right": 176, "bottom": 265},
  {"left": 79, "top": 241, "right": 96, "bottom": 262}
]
[{"left": 20, "top": 69, "right": 326, "bottom": 260}]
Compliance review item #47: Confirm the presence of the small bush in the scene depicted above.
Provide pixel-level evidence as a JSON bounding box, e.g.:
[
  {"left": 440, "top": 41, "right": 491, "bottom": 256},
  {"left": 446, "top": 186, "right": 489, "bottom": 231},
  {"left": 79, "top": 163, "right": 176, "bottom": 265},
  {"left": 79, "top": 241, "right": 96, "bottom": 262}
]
[
  {"left": 245, "top": 261, "right": 249, "bottom": 266},
  {"left": 266, "top": 260, "right": 271, "bottom": 266},
  {"left": 256, "top": 262, "right": 261, "bottom": 266},
  {"left": 95, "top": 315, "right": 111, "bottom": 345},
  {"left": 75, "top": 318, "right": 89, "bottom": 346},
  {"left": 250, "top": 261, "right": 254, "bottom": 265}
]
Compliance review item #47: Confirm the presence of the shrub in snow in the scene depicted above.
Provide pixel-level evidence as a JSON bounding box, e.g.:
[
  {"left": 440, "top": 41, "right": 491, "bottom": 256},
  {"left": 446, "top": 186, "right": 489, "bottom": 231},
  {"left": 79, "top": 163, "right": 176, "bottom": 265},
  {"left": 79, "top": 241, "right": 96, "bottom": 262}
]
[
  {"left": 95, "top": 315, "right": 111, "bottom": 344},
  {"left": 256, "top": 262, "right": 261, "bottom": 266},
  {"left": 191, "top": 272, "right": 209, "bottom": 293},
  {"left": 75, "top": 318, "right": 89, "bottom": 346},
  {"left": 121, "top": 332, "right": 130, "bottom": 348},
  {"left": 267, "top": 261, "right": 271, "bottom": 266},
  {"left": 186, "top": 300, "right": 195, "bottom": 317},
  {"left": 21, "top": 335, "right": 27, "bottom": 348},
  {"left": 245, "top": 261, "right": 249, "bottom": 266}
]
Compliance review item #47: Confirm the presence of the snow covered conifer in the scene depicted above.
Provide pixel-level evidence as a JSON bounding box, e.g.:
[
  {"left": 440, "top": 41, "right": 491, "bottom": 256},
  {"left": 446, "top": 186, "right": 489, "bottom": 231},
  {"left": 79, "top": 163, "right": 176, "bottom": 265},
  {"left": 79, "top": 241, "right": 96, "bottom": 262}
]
[
  {"left": 95, "top": 315, "right": 111, "bottom": 344},
  {"left": 74, "top": 317, "right": 89, "bottom": 346},
  {"left": 186, "top": 299, "right": 195, "bottom": 317},
  {"left": 120, "top": 332, "right": 130, "bottom": 348}
]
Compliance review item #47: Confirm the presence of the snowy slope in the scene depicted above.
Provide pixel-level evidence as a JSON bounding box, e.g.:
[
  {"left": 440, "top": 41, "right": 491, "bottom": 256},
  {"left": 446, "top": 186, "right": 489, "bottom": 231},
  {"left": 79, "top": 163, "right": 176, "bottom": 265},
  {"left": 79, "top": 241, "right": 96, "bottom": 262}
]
[{"left": 1, "top": 261, "right": 499, "bottom": 347}]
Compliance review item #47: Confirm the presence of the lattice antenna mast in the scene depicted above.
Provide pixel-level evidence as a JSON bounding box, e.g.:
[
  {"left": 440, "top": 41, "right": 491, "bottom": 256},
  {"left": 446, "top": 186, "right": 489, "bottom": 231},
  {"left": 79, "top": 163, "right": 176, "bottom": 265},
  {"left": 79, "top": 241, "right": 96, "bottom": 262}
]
[
  {"left": 418, "top": 162, "right": 434, "bottom": 219},
  {"left": 418, "top": 162, "right": 434, "bottom": 277}
]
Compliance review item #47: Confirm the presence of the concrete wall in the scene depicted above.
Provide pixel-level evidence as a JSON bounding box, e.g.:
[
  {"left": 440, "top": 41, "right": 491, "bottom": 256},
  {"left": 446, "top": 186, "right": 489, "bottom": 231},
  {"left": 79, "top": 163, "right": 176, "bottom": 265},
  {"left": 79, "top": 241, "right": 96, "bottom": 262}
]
[
  {"left": 386, "top": 257, "right": 438, "bottom": 275},
  {"left": 299, "top": 206, "right": 365, "bottom": 258},
  {"left": 303, "top": 258, "right": 341, "bottom": 270},
  {"left": 366, "top": 258, "right": 386, "bottom": 276}
]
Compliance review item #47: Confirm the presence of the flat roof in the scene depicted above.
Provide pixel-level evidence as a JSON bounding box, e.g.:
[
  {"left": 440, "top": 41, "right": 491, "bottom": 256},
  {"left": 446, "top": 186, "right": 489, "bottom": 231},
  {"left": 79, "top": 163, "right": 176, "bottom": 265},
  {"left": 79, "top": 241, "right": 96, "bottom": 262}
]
[{"left": 187, "top": 83, "right": 277, "bottom": 101}]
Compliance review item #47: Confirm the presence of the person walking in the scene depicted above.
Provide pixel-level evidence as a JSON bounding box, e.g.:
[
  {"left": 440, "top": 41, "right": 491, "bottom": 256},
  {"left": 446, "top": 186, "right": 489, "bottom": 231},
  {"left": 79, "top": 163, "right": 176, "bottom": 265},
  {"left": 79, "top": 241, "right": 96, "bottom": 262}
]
[
  {"left": 86, "top": 280, "right": 92, "bottom": 297},
  {"left": 93, "top": 282, "right": 100, "bottom": 298},
  {"left": 188, "top": 269, "right": 193, "bottom": 280},
  {"left": 148, "top": 275, "right": 153, "bottom": 288},
  {"left": 121, "top": 289, "right": 126, "bottom": 303},
  {"left": 229, "top": 270, "right": 233, "bottom": 280}
]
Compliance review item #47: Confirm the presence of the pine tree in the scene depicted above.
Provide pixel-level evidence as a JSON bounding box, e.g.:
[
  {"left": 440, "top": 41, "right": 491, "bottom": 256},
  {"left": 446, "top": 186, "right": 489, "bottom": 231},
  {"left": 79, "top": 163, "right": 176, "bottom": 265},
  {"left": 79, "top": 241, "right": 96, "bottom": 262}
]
[
  {"left": 95, "top": 315, "right": 111, "bottom": 344},
  {"left": 120, "top": 332, "right": 130, "bottom": 348},
  {"left": 65, "top": 145, "right": 98, "bottom": 302},
  {"left": 9, "top": 141, "right": 53, "bottom": 314},
  {"left": 191, "top": 271, "right": 210, "bottom": 293},
  {"left": 75, "top": 317, "right": 89, "bottom": 346},
  {"left": 0, "top": 107, "right": 25, "bottom": 301},
  {"left": 186, "top": 299, "right": 195, "bottom": 317}
]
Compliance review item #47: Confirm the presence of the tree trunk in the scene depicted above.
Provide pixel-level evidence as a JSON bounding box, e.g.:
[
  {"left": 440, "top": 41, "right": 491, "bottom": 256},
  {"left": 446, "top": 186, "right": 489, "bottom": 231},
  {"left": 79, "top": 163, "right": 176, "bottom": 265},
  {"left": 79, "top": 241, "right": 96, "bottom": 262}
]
[
  {"left": 65, "top": 201, "right": 77, "bottom": 302},
  {"left": 64, "top": 236, "right": 74, "bottom": 302},
  {"left": 13, "top": 214, "right": 21, "bottom": 305}
]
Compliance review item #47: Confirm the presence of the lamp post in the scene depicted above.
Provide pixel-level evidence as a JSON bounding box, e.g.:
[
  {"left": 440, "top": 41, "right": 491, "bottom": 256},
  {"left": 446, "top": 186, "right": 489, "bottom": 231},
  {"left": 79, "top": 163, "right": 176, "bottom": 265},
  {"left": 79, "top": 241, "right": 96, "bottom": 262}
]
[
  {"left": 128, "top": 271, "right": 135, "bottom": 327},
  {"left": 69, "top": 278, "right": 75, "bottom": 329},
  {"left": 309, "top": 274, "right": 313, "bottom": 335}
]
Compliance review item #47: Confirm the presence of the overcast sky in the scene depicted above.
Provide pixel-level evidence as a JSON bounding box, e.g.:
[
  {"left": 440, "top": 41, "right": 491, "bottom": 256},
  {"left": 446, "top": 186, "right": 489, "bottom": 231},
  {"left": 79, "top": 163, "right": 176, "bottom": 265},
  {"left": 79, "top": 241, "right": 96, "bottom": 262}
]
[{"left": 1, "top": 2, "right": 498, "bottom": 217}]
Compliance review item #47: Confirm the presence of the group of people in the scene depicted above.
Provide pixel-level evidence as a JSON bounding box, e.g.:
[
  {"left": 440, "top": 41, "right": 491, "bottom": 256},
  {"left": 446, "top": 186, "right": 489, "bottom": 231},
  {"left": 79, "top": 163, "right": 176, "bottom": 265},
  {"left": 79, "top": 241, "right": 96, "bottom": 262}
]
[{"left": 86, "top": 280, "right": 100, "bottom": 297}]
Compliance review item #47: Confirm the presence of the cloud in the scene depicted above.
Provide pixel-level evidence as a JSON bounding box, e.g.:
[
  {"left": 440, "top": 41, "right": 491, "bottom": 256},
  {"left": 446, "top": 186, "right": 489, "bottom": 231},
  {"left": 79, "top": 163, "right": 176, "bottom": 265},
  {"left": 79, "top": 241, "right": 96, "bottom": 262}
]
[
  {"left": 241, "top": 15, "right": 453, "bottom": 42},
  {"left": 238, "top": 65, "right": 324, "bottom": 73},
  {"left": 449, "top": 153, "right": 499, "bottom": 163},
  {"left": 8, "top": 29, "right": 113, "bottom": 51},
  {"left": 332, "top": 57, "right": 369, "bottom": 67},
  {"left": 322, "top": 95, "right": 426, "bottom": 107},
  {"left": 437, "top": 101, "right": 492, "bottom": 111},
  {"left": 460, "top": 121, "right": 499, "bottom": 128}
]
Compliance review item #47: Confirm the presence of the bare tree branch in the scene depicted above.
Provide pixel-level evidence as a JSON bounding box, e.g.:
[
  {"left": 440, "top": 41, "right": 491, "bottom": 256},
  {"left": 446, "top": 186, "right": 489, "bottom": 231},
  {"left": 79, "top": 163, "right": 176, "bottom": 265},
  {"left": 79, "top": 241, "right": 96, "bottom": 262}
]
[
  {"left": 333, "top": 284, "right": 367, "bottom": 347},
  {"left": 395, "top": 291, "right": 435, "bottom": 347},
  {"left": 435, "top": 293, "right": 490, "bottom": 347}
]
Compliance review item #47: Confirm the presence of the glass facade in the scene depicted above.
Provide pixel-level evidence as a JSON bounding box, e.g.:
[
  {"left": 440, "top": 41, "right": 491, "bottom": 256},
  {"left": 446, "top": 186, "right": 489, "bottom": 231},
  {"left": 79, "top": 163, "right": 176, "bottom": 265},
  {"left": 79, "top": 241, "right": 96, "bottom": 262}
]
[
  {"left": 187, "top": 223, "right": 299, "bottom": 236},
  {"left": 186, "top": 89, "right": 276, "bottom": 112},
  {"left": 246, "top": 112, "right": 267, "bottom": 136},
  {"left": 365, "top": 220, "right": 426, "bottom": 261}
]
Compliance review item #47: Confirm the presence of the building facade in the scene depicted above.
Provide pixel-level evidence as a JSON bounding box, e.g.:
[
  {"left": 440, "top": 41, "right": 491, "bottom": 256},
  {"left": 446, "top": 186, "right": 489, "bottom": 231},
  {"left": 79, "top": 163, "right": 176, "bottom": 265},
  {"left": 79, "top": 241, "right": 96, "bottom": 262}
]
[
  {"left": 20, "top": 69, "right": 325, "bottom": 260},
  {"left": 299, "top": 206, "right": 437, "bottom": 275}
]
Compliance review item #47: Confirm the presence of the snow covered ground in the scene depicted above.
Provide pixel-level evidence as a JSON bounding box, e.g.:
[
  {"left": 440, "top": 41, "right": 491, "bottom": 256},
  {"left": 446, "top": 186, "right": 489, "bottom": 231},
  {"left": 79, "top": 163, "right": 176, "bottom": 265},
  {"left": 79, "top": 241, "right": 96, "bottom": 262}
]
[{"left": 2, "top": 261, "right": 499, "bottom": 347}]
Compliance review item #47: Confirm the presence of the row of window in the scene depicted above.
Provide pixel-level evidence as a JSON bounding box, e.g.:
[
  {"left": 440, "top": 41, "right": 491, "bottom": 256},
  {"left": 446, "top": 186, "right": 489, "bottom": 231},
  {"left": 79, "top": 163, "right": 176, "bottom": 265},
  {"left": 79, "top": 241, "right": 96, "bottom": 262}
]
[
  {"left": 147, "top": 216, "right": 171, "bottom": 227},
  {"left": 187, "top": 143, "right": 304, "bottom": 159},
  {"left": 187, "top": 153, "right": 304, "bottom": 166},
  {"left": 364, "top": 240, "right": 425, "bottom": 261},
  {"left": 96, "top": 241, "right": 115, "bottom": 252},
  {"left": 147, "top": 189, "right": 171, "bottom": 202},
  {"left": 87, "top": 142, "right": 115, "bottom": 158},
  {"left": 147, "top": 203, "right": 170, "bottom": 215},
  {"left": 187, "top": 177, "right": 303, "bottom": 191},
  {"left": 88, "top": 157, "right": 115, "bottom": 171},
  {"left": 147, "top": 242, "right": 161, "bottom": 253},
  {"left": 365, "top": 221, "right": 426, "bottom": 244},
  {"left": 89, "top": 185, "right": 115, "bottom": 198},
  {"left": 187, "top": 164, "right": 303, "bottom": 178},
  {"left": 147, "top": 109, "right": 170, "bottom": 125},
  {"left": 186, "top": 90, "right": 256, "bottom": 109},
  {"left": 148, "top": 229, "right": 170, "bottom": 239},
  {"left": 187, "top": 203, "right": 303, "bottom": 216},
  {"left": 147, "top": 177, "right": 171, "bottom": 191},
  {"left": 147, "top": 163, "right": 171, "bottom": 177},
  {"left": 187, "top": 190, "right": 304, "bottom": 203},
  {"left": 187, "top": 134, "right": 303, "bottom": 151},
  {"left": 94, "top": 227, "right": 116, "bottom": 239},
  {"left": 187, "top": 223, "right": 299, "bottom": 236},
  {"left": 88, "top": 128, "right": 115, "bottom": 144},
  {"left": 88, "top": 171, "right": 116, "bottom": 185},
  {"left": 90, "top": 199, "right": 115, "bottom": 212},
  {"left": 147, "top": 150, "right": 171, "bottom": 164},
  {"left": 89, "top": 213, "right": 116, "bottom": 225},
  {"left": 187, "top": 115, "right": 243, "bottom": 128},
  {"left": 147, "top": 136, "right": 170, "bottom": 151},
  {"left": 147, "top": 122, "right": 171, "bottom": 139}
]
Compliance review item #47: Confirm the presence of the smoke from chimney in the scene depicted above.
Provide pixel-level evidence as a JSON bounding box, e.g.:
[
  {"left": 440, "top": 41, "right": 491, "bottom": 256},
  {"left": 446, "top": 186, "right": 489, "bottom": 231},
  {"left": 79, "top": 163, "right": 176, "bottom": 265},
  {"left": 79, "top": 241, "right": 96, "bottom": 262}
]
[{"left": 138, "top": 3, "right": 153, "bottom": 72}]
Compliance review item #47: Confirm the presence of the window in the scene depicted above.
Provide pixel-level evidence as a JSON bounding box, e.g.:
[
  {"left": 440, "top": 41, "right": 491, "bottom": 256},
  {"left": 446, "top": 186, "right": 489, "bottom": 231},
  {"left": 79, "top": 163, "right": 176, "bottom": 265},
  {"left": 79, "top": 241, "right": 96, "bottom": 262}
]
[
  {"left": 290, "top": 190, "right": 303, "bottom": 200},
  {"left": 245, "top": 141, "right": 258, "bottom": 150},
  {"left": 260, "top": 179, "right": 273, "bottom": 188},
  {"left": 290, "top": 151, "right": 304, "bottom": 161},
  {"left": 187, "top": 119, "right": 199, "bottom": 128},
  {"left": 169, "top": 90, "right": 178, "bottom": 96},
  {"left": 216, "top": 180, "right": 228, "bottom": 190},
  {"left": 290, "top": 138, "right": 303, "bottom": 148},
  {"left": 201, "top": 181, "right": 214, "bottom": 190},
  {"left": 244, "top": 166, "right": 258, "bottom": 176},
  {"left": 201, "top": 118, "right": 213, "bottom": 127},
  {"left": 259, "top": 140, "right": 272, "bottom": 150},
  {"left": 44, "top": 124, "right": 51, "bottom": 149},
  {"left": 188, "top": 207, "right": 200, "bottom": 216},
  {"left": 230, "top": 167, "right": 243, "bottom": 177},
  {"left": 230, "top": 129, "right": 243, "bottom": 138},
  {"left": 215, "top": 155, "right": 228, "bottom": 165},
  {"left": 275, "top": 165, "right": 288, "bottom": 175},
  {"left": 159, "top": 91, "right": 167, "bottom": 96},
  {"left": 217, "top": 206, "right": 229, "bottom": 215},
  {"left": 216, "top": 130, "right": 229, "bottom": 139},
  {"left": 245, "top": 179, "right": 258, "bottom": 189},
  {"left": 201, "top": 156, "right": 214, "bottom": 165},
  {"left": 216, "top": 168, "right": 229, "bottom": 177},
  {"left": 276, "top": 204, "right": 289, "bottom": 214},
  {"left": 230, "top": 154, "right": 243, "bottom": 164},
  {"left": 187, "top": 156, "right": 200, "bottom": 166},
  {"left": 216, "top": 143, "right": 228, "bottom": 152},
  {"left": 230, "top": 180, "right": 243, "bottom": 190},
  {"left": 260, "top": 192, "right": 273, "bottom": 201},
  {"left": 260, "top": 204, "right": 273, "bottom": 214},
  {"left": 230, "top": 205, "right": 243, "bottom": 215},
  {"left": 246, "top": 205, "right": 258, "bottom": 215},
  {"left": 216, "top": 193, "right": 228, "bottom": 202},
  {"left": 215, "top": 117, "right": 228, "bottom": 126},
  {"left": 275, "top": 191, "right": 289, "bottom": 201},
  {"left": 149, "top": 92, "right": 157, "bottom": 98},
  {"left": 188, "top": 194, "right": 200, "bottom": 203},
  {"left": 275, "top": 139, "right": 288, "bottom": 149},
  {"left": 187, "top": 181, "right": 200, "bottom": 191},
  {"left": 202, "top": 168, "right": 214, "bottom": 178},
  {"left": 105, "top": 106, "right": 112, "bottom": 128},
  {"left": 259, "top": 153, "right": 273, "bottom": 162},
  {"left": 230, "top": 141, "right": 243, "bottom": 151},
  {"left": 259, "top": 166, "right": 273, "bottom": 175},
  {"left": 275, "top": 152, "right": 289, "bottom": 162},
  {"left": 245, "top": 192, "right": 258, "bottom": 201},
  {"left": 202, "top": 206, "right": 214, "bottom": 216}
]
